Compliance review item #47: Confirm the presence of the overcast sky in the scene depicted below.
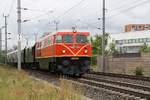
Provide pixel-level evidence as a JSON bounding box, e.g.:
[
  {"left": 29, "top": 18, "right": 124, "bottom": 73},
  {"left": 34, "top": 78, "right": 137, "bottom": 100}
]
[{"left": 0, "top": 0, "right": 150, "bottom": 49}]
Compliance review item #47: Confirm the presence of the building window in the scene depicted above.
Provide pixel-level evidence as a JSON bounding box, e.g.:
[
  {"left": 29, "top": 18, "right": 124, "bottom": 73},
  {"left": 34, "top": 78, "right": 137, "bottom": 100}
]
[
  {"left": 142, "top": 38, "right": 145, "bottom": 42},
  {"left": 128, "top": 39, "right": 132, "bottom": 43},
  {"left": 135, "top": 39, "right": 138, "bottom": 43},
  {"left": 143, "top": 38, "right": 147, "bottom": 43},
  {"left": 125, "top": 40, "right": 127, "bottom": 43},
  {"left": 119, "top": 40, "right": 123, "bottom": 44},
  {"left": 116, "top": 40, "right": 119, "bottom": 44},
  {"left": 123, "top": 40, "right": 125, "bottom": 44},
  {"left": 139, "top": 38, "right": 143, "bottom": 43},
  {"left": 139, "top": 25, "right": 142, "bottom": 28},
  {"left": 132, "top": 39, "right": 136, "bottom": 43},
  {"left": 147, "top": 38, "right": 150, "bottom": 42},
  {"left": 132, "top": 25, "right": 135, "bottom": 28}
]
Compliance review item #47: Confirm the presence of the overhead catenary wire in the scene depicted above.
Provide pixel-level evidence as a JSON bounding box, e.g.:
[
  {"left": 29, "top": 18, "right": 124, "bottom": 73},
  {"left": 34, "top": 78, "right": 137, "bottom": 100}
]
[
  {"left": 63, "top": 0, "right": 146, "bottom": 31},
  {"left": 94, "top": 0, "right": 149, "bottom": 20},
  {"left": 56, "top": 0, "right": 86, "bottom": 19},
  {"left": 8, "top": 0, "right": 16, "bottom": 16},
  {"left": 76, "top": 19, "right": 101, "bottom": 30},
  {"left": 26, "top": 11, "right": 53, "bottom": 21},
  {"left": 22, "top": 8, "right": 50, "bottom": 13},
  {"left": 109, "top": 0, "right": 142, "bottom": 13},
  {"left": 25, "top": 0, "right": 87, "bottom": 30},
  {"left": 23, "top": 0, "right": 86, "bottom": 23},
  {"left": 22, "top": 8, "right": 54, "bottom": 22},
  {"left": 20, "top": 0, "right": 101, "bottom": 31},
  {"left": 107, "top": 0, "right": 150, "bottom": 18}
]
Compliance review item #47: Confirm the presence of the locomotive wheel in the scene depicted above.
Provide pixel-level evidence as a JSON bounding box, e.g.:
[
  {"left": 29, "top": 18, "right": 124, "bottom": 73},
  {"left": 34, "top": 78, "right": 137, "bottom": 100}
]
[
  {"left": 36, "top": 63, "right": 40, "bottom": 70},
  {"left": 49, "top": 63, "right": 56, "bottom": 73},
  {"left": 79, "top": 73, "right": 83, "bottom": 77}
]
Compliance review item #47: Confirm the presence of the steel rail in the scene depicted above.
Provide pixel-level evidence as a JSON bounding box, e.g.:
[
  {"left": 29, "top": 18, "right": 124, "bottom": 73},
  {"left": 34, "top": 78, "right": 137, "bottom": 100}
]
[
  {"left": 83, "top": 74, "right": 150, "bottom": 92},
  {"left": 74, "top": 78, "right": 150, "bottom": 99},
  {"left": 90, "top": 71, "right": 150, "bottom": 82}
]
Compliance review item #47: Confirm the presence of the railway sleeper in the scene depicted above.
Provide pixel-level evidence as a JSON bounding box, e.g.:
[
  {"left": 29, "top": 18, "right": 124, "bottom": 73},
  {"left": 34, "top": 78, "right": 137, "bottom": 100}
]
[
  {"left": 83, "top": 74, "right": 150, "bottom": 92},
  {"left": 74, "top": 78, "right": 150, "bottom": 99}
]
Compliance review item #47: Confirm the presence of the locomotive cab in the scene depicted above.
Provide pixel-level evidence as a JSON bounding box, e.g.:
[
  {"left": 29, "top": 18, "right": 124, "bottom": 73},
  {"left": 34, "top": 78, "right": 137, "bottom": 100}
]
[
  {"left": 53, "top": 32, "right": 91, "bottom": 75},
  {"left": 54, "top": 32, "right": 91, "bottom": 56}
]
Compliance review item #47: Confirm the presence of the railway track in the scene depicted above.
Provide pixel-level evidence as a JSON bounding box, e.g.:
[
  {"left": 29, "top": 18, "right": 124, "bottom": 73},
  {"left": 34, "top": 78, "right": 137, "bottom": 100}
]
[
  {"left": 73, "top": 73, "right": 150, "bottom": 99},
  {"left": 83, "top": 74, "right": 150, "bottom": 92},
  {"left": 26, "top": 69, "right": 150, "bottom": 99},
  {"left": 90, "top": 71, "right": 150, "bottom": 82}
]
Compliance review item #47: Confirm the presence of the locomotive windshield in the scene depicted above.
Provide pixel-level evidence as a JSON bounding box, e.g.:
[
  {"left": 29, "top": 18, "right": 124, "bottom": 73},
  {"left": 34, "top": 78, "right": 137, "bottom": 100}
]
[
  {"left": 63, "top": 34, "right": 74, "bottom": 43},
  {"left": 56, "top": 35, "right": 62, "bottom": 43},
  {"left": 76, "top": 34, "right": 88, "bottom": 43}
]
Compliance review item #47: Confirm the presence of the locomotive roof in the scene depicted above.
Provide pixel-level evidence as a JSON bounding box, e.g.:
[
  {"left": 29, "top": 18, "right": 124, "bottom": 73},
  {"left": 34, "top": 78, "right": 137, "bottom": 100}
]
[
  {"left": 55, "top": 31, "right": 90, "bottom": 35},
  {"left": 37, "top": 31, "right": 90, "bottom": 43}
]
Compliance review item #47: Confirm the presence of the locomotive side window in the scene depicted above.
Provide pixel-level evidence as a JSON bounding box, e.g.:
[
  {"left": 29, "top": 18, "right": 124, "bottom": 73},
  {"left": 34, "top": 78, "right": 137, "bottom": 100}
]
[
  {"left": 63, "top": 34, "right": 74, "bottom": 43},
  {"left": 76, "top": 34, "right": 88, "bottom": 43},
  {"left": 56, "top": 35, "right": 62, "bottom": 43}
]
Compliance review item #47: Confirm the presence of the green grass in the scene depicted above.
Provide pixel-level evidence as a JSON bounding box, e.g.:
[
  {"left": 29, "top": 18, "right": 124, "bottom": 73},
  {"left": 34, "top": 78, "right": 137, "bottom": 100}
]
[{"left": 0, "top": 64, "right": 82, "bottom": 100}]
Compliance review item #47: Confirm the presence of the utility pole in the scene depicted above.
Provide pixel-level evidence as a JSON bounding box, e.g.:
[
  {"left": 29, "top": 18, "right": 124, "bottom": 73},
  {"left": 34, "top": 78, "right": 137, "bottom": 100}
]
[
  {"left": 0, "top": 26, "right": 5, "bottom": 52},
  {"left": 54, "top": 20, "right": 59, "bottom": 31},
  {"left": 34, "top": 33, "right": 38, "bottom": 43},
  {"left": 0, "top": 28, "right": 2, "bottom": 52},
  {"left": 3, "top": 14, "right": 9, "bottom": 64},
  {"left": 17, "top": 0, "right": 21, "bottom": 71},
  {"left": 102, "top": 0, "right": 106, "bottom": 72}
]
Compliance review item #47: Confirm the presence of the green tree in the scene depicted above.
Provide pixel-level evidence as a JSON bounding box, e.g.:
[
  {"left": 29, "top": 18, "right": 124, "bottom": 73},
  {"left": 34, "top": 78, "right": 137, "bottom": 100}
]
[
  {"left": 108, "top": 43, "right": 118, "bottom": 55},
  {"left": 91, "top": 33, "right": 109, "bottom": 55},
  {"left": 91, "top": 35, "right": 102, "bottom": 55},
  {"left": 134, "top": 66, "right": 144, "bottom": 76},
  {"left": 140, "top": 43, "right": 150, "bottom": 53},
  {"left": 0, "top": 51, "right": 5, "bottom": 63}
]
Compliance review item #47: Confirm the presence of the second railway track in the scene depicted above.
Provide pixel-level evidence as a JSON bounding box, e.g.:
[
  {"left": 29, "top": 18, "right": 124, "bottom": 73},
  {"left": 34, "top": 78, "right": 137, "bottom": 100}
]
[
  {"left": 83, "top": 74, "right": 150, "bottom": 92},
  {"left": 70, "top": 73, "right": 150, "bottom": 99},
  {"left": 25, "top": 69, "right": 150, "bottom": 99},
  {"left": 90, "top": 71, "right": 150, "bottom": 82}
]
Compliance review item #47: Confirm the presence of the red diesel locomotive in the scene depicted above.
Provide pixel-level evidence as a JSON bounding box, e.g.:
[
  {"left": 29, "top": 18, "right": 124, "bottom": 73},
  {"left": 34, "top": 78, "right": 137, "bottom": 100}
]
[{"left": 35, "top": 31, "right": 92, "bottom": 75}]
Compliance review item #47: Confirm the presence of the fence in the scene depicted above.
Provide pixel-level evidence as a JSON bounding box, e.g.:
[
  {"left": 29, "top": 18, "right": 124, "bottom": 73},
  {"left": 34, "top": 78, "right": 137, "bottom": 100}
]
[{"left": 95, "top": 53, "right": 150, "bottom": 76}]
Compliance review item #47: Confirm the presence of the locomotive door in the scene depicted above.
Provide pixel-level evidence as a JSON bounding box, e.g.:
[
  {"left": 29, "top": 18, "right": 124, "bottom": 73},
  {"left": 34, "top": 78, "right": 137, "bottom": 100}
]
[
  {"left": 53, "top": 35, "right": 56, "bottom": 63},
  {"left": 35, "top": 42, "right": 42, "bottom": 57}
]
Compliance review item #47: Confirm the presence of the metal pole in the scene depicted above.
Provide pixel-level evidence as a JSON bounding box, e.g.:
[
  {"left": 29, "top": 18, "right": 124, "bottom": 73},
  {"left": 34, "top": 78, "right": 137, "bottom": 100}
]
[
  {"left": 102, "top": 0, "right": 106, "bottom": 72},
  {"left": 34, "top": 33, "right": 38, "bottom": 43},
  {"left": 3, "top": 15, "right": 9, "bottom": 64},
  {"left": 0, "top": 28, "right": 2, "bottom": 52},
  {"left": 56, "top": 22, "right": 58, "bottom": 31},
  {"left": 54, "top": 20, "right": 59, "bottom": 31},
  {"left": 17, "top": 0, "right": 21, "bottom": 71}
]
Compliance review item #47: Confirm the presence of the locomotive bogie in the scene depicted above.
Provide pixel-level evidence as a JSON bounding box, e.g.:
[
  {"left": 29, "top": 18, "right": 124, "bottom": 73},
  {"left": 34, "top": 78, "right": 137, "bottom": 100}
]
[{"left": 54, "top": 57, "right": 90, "bottom": 74}]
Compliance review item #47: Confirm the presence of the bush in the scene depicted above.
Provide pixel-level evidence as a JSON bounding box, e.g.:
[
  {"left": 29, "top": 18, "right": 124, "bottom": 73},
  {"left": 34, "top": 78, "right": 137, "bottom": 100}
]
[
  {"left": 91, "top": 56, "right": 97, "bottom": 66},
  {"left": 134, "top": 67, "right": 144, "bottom": 76},
  {"left": 0, "top": 65, "right": 82, "bottom": 100},
  {"left": 140, "top": 43, "right": 150, "bottom": 53},
  {"left": 0, "top": 52, "right": 5, "bottom": 63}
]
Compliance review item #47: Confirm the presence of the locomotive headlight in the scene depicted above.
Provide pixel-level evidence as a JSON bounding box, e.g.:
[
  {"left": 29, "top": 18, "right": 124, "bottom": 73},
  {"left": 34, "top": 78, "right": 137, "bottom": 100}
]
[
  {"left": 62, "top": 50, "right": 66, "bottom": 53},
  {"left": 84, "top": 49, "right": 88, "bottom": 53}
]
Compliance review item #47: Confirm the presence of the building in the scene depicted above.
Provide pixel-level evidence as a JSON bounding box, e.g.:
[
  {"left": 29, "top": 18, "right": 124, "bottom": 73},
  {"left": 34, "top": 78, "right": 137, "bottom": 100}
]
[
  {"left": 107, "top": 30, "right": 150, "bottom": 53},
  {"left": 125, "top": 24, "right": 150, "bottom": 32}
]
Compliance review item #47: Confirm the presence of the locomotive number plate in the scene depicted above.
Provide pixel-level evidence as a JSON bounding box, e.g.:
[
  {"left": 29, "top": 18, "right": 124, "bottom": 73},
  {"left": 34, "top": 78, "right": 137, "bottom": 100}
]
[{"left": 71, "top": 57, "right": 79, "bottom": 60}]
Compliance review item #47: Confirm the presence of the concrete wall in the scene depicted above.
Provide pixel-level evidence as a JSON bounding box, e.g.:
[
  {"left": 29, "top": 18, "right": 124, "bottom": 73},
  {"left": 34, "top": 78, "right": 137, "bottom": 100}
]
[{"left": 97, "top": 53, "right": 150, "bottom": 76}]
